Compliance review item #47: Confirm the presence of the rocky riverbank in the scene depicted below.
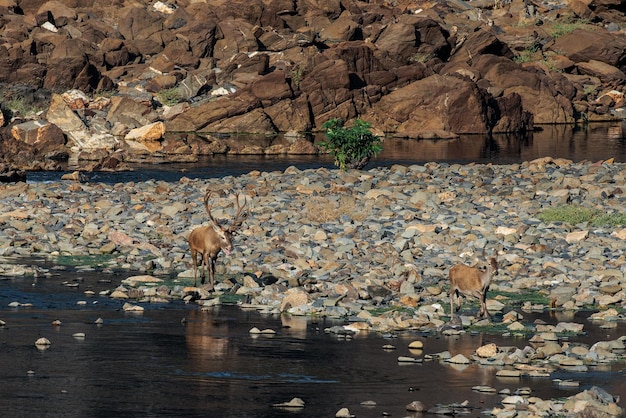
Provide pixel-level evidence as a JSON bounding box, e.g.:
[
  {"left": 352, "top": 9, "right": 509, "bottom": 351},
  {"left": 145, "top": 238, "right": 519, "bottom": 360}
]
[
  {"left": 2, "top": 157, "right": 626, "bottom": 318},
  {"left": 3, "top": 0, "right": 626, "bottom": 172},
  {"left": 2, "top": 156, "right": 626, "bottom": 415}
]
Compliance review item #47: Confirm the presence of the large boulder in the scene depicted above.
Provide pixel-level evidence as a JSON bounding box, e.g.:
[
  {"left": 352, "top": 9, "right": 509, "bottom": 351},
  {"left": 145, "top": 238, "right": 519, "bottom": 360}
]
[
  {"left": 166, "top": 91, "right": 261, "bottom": 132},
  {"left": 366, "top": 74, "right": 492, "bottom": 138},
  {"left": 549, "top": 28, "right": 626, "bottom": 71},
  {"left": 472, "top": 55, "right": 576, "bottom": 124}
]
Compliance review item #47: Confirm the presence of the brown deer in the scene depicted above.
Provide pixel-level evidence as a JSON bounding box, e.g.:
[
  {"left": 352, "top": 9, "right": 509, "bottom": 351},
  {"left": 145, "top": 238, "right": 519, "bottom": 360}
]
[
  {"left": 188, "top": 190, "right": 247, "bottom": 289},
  {"left": 448, "top": 247, "right": 498, "bottom": 320}
]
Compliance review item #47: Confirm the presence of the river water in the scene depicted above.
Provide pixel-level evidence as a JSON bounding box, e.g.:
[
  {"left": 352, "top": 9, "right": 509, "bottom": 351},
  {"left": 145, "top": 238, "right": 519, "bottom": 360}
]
[
  {"left": 26, "top": 122, "right": 626, "bottom": 184},
  {"left": 3, "top": 123, "right": 626, "bottom": 416},
  {"left": 1, "top": 267, "right": 625, "bottom": 418}
]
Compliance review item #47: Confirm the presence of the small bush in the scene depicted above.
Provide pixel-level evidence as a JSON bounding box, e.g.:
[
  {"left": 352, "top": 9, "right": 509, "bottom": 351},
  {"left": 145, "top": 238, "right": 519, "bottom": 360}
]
[
  {"left": 538, "top": 204, "right": 626, "bottom": 227},
  {"left": 513, "top": 45, "right": 540, "bottom": 64},
  {"left": 319, "top": 118, "right": 382, "bottom": 170},
  {"left": 157, "top": 87, "right": 184, "bottom": 106},
  {"left": 6, "top": 97, "right": 46, "bottom": 117},
  {"left": 549, "top": 17, "right": 590, "bottom": 39}
]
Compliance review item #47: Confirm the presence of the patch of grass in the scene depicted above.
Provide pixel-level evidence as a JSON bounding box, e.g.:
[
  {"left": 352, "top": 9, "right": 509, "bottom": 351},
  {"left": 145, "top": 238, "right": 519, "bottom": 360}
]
[
  {"left": 593, "top": 212, "right": 626, "bottom": 227},
  {"left": 538, "top": 205, "right": 626, "bottom": 227},
  {"left": 219, "top": 293, "right": 247, "bottom": 304},
  {"left": 289, "top": 64, "right": 305, "bottom": 89},
  {"left": 491, "top": 289, "right": 551, "bottom": 306},
  {"left": 514, "top": 45, "right": 540, "bottom": 64},
  {"left": 55, "top": 254, "right": 118, "bottom": 268},
  {"left": 549, "top": 17, "right": 590, "bottom": 39},
  {"left": 367, "top": 306, "right": 414, "bottom": 316},
  {"left": 5, "top": 97, "right": 47, "bottom": 117},
  {"left": 157, "top": 87, "right": 184, "bottom": 106},
  {"left": 304, "top": 195, "right": 369, "bottom": 223},
  {"left": 409, "top": 52, "right": 433, "bottom": 64}
]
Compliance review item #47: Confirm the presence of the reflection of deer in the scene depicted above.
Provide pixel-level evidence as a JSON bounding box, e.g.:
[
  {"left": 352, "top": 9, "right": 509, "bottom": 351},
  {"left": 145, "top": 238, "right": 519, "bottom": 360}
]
[
  {"left": 448, "top": 247, "right": 498, "bottom": 319},
  {"left": 188, "top": 191, "right": 247, "bottom": 288},
  {"left": 185, "top": 310, "right": 231, "bottom": 362}
]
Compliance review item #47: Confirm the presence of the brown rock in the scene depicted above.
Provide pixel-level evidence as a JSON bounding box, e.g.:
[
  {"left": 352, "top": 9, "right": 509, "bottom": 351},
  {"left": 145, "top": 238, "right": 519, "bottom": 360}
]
[
  {"left": 280, "top": 289, "right": 310, "bottom": 312},
  {"left": 476, "top": 343, "right": 498, "bottom": 358},
  {"left": 374, "top": 22, "right": 418, "bottom": 66},
  {"left": 262, "top": 97, "right": 313, "bottom": 133},
  {"left": 318, "top": 17, "right": 359, "bottom": 43},
  {"left": 156, "top": 39, "right": 199, "bottom": 70},
  {"left": 288, "top": 138, "right": 316, "bottom": 154},
  {"left": 106, "top": 96, "right": 159, "bottom": 129},
  {"left": 125, "top": 122, "right": 166, "bottom": 142},
  {"left": 250, "top": 71, "right": 293, "bottom": 105},
  {"left": 366, "top": 74, "right": 490, "bottom": 136},
  {"left": 200, "top": 108, "right": 276, "bottom": 135},
  {"left": 166, "top": 90, "right": 261, "bottom": 132},
  {"left": 550, "top": 28, "right": 626, "bottom": 69},
  {"left": 213, "top": 18, "right": 259, "bottom": 62},
  {"left": 10, "top": 120, "right": 66, "bottom": 149},
  {"left": 576, "top": 60, "right": 626, "bottom": 84},
  {"left": 492, "top": 93, "right": 534, "bottom": 133}
]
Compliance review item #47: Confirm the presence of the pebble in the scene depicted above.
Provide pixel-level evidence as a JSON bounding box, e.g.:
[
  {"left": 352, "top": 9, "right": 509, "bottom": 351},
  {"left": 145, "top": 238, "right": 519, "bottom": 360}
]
[{"left": 35, "top": 337, "right": 51, "bottom": 347}]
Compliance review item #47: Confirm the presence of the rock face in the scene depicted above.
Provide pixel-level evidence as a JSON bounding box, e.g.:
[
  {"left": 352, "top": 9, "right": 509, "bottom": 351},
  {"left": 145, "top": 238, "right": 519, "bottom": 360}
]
[{"left": 0, "top": 0, "right": 626, "bottom": 169}]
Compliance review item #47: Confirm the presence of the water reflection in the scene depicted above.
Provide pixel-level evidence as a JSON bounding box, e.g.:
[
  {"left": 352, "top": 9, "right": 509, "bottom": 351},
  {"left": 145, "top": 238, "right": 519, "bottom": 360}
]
[
  {"left": 24, "top": 122, "right": 626, "bottom": 184},
  {"left": 378, "top": 122, "right": 626, "bottom": 165},
  {"left": 185, "top": 309, "right": 232, "bottom": 362}
]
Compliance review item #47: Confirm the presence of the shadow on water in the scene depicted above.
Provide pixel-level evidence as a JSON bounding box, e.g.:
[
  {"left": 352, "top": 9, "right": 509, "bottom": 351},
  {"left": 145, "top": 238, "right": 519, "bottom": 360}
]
[
  {"left": 0, "top": 267, "right": 625, "bottom": 417},
  {"left": 25, "top": 122, "right": 626, "bottom": 184}
]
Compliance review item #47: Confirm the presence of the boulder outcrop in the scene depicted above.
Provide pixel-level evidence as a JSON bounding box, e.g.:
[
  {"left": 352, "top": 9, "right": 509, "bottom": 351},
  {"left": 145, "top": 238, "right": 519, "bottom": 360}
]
[{"left": 0, "top": 0, "right": 625, "bottom": 170}]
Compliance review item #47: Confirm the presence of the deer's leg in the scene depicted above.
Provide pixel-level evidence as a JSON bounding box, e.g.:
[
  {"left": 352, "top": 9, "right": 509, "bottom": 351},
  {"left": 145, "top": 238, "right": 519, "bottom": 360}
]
[
  {"left": 208, "top": 257, "right": 215, "bottom": 291},
  {"left": 450, "top": 288, "right": 459, "bottom": 319},
  {"left": 191, "top": 249, "right": 198, "bottom": 287},
  {"left": 480, "top": 290, "right": 491, "bottom": 318},
  {"left": 200, "top": 252, "right": 208, "bottom": 285}
]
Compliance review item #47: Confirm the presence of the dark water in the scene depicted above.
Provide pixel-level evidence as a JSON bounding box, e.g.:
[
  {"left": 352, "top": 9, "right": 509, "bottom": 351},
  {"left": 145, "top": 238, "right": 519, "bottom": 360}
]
[
  {"left": 25, "top": 122, "right": 626, "bottom": 183},
  {"left": 1, "top": 267, "right": 625, "bottom": 417}
]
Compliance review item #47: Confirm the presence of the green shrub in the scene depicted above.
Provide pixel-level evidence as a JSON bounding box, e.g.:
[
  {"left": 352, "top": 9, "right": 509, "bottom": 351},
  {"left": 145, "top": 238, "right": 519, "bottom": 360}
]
[
  {"left": 550, "top": 17, "right": 590, "bottom": 39},
  {"left": 319, "top": 118, "right": 382, "bottom": 170},
  {"left": 6, "top": 97, "right": 46, "bottom": 117},
  {"left": 513, "top": 45, "right": 540, "bottom": 64},
  {"left": 538, "top": 204, "right": 626, "bottom": 227},
  {"left": 157, "top": 87, "right": 184, "bottom": 106}
]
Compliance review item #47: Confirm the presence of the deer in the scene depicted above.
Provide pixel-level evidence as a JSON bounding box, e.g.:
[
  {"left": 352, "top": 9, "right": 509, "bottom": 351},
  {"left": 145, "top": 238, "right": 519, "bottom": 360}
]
[
  {"left": 448, "top": 247, "right": 498, "bottom": 320},
  {"left": 188, "top": 190, "right": 247, "bottom": 289}
]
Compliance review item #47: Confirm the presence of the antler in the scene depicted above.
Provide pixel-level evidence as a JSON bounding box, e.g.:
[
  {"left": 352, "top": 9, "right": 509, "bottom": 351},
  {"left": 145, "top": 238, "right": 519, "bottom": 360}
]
[
  {"left": 203, "top": 190, "right": 219, "bottom": 226},
  {"left": 228, "top": 193, "right": 248, "bottom": 233}
]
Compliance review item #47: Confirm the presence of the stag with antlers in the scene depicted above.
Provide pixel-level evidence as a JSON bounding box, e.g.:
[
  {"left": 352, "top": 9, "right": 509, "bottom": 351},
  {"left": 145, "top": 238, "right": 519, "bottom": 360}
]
[{"left": 188, "top": 190, "right": 247, "bottom": 289}]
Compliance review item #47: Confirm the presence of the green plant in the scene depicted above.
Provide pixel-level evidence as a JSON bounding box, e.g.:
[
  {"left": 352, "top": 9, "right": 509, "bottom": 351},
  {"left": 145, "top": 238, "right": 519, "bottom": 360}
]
[
  {"left": 289, "top": 64, "right": 305, "bottom": 89},
  {"left": 538, "top": 204, "right": 626, "bottom": 227},
  {"left": 513, "top": 45, "right": 540, "bottom": 64},
  {"left": 409, "top": 52, "right": 433, "bottom": 64},
  {"left": 6, "top": 97, "right": 46, "bottom": 117},
  {"left": 550, "top": 17, "right": 590, "bottom": 39},
  {"left": 319, "top": 118, "right": 382, "bottom": 170},
  {"left": 157, "top": 87, "right": 184, "bottom": 106}
]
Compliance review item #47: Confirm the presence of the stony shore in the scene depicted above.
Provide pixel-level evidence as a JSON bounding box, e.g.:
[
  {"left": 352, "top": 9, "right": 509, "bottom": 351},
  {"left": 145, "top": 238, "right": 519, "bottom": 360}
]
[{"left": 2, "top": 156, "right": 626, "bottom": 415}]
